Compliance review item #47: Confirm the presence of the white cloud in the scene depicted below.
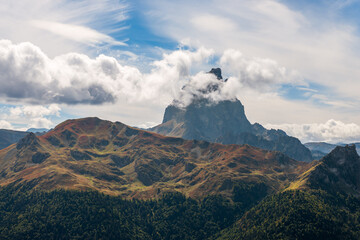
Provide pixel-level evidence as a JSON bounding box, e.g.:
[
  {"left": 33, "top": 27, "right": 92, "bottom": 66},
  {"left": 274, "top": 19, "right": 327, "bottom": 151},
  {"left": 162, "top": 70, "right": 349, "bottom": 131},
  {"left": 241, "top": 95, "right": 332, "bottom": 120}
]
[
  {"left": 0, "top": 40, "right": 216, "bottom": 105},
  {"left": 9, "top": 104, "right": 61, "bottom": 118},
  {"left": 191, "top": 14, "right": 238, "bottom": 33},
  {"left": 0, "top": 120, "right": 13, "bottom": 129},
  {"left": 1, "top": 39, "right": 360, "bottom": 144},
  {"left": 0, "top": 104, "right": 61, "bottom": 130},
  {"left": 265, "top": 119, "right": 360, "bottom": 143},
  {"left": 220, "top": 49, "right": 304, "bottom": 92},
  {"left": 142, "top": 0, "right": 360, "bottom": 104},
  {"left": 31, "top": 20, "right": 126, "bottom": 47},
  {"left": 0, "top": 0, "right": 129, "bottom": 56},
  {"left": 28, "top": 117, "right": 54, "bottom": 129},
  {"left": 0, "top": 40, "right": 303, "bottom": 108}
]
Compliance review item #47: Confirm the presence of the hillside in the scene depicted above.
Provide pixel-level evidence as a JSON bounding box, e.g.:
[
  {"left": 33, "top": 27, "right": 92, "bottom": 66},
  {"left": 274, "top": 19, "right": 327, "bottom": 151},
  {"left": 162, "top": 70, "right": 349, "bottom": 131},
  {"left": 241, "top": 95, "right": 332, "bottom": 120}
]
[
  {"left": 0, "top": 117, "right": 311, "bottom": 200},
  {"left": 150, "top": 68, "right": 312, "bottom": 162},
  {"left": 216, "top": 145, "right": 360, "bottom": 239},
  {"left": 288, "top": 145, "right": 360, "bottom": 196},
  {"left": 1, "top": 118, "right": 360, "bottom": 239}
]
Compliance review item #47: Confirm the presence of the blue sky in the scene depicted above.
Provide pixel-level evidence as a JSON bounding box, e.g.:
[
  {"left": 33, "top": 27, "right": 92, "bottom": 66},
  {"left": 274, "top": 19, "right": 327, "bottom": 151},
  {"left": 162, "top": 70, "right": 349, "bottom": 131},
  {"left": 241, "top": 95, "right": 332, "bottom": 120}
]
[{"left": 1, "top": 0, "right": 360, "bottom": 143}]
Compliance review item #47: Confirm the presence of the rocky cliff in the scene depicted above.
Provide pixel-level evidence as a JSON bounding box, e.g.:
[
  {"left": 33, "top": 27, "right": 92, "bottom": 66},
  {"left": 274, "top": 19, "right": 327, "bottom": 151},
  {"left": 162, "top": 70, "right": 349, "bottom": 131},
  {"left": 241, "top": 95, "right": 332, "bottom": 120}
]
[{"left": 150, "top": 68, "right": 312, "bottom": 162}]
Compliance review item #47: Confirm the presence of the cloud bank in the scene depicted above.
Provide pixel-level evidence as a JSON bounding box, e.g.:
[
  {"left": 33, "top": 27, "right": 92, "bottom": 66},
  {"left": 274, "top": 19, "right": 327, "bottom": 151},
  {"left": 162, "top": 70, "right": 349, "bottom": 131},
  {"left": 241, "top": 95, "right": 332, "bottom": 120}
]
[
  {"left": 0, "top": 120, "right": 12, "bottom": 129},
  {"left": 265, "top": 119, "right": 360, "bottom": 143},
  {"left": 0, "top": 40, "right": 300, "bottom": 107},
  {"left": 1, "top": 40, "right": 359, "bottom": 144},
  {"left": 0, "top": 104, "right": 61, "bottom": 129}
]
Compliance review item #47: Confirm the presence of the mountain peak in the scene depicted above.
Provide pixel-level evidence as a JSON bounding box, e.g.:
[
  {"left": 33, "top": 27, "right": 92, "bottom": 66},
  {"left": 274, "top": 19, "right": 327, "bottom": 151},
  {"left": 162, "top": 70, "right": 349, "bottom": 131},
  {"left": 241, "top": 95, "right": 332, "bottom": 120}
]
[
  {"left": 322, "top": 145, "right": 360, "bottom": 168},
  {"left": 289, "top": 145, "right": 360, "bottom": 195},
  {"left": 208, "top": 68, "right": 223, "bottom": 80},
  {"left": 150, "top": 68, "right": 312, "bottom": 161},
  {"left": 16, "top": 132, "right": 39, "bottom": 150}
]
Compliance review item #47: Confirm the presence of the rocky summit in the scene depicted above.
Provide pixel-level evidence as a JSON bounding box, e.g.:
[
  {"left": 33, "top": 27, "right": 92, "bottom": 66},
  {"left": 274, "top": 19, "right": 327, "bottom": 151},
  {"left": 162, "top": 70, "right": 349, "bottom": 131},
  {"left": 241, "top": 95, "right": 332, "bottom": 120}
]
[
  {"left": 289, "top": 145, "right": 360, "bottom": 196},
  {"left": 150, "top": 68, "right": 312, "bottom": 162}
]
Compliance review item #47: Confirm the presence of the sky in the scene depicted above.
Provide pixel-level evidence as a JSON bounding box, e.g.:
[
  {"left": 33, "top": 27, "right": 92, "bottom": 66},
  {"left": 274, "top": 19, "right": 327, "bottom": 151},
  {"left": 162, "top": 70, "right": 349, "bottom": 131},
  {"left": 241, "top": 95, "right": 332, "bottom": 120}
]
[{"left": 0, "top": 0, "right": 360, "bottom": 143}]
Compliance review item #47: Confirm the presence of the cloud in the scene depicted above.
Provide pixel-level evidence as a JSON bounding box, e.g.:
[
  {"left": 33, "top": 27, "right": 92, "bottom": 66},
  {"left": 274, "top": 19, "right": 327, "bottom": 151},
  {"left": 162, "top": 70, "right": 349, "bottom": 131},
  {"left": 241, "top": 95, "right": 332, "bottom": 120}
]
[
  {"left": 1, "top": 39, "right": 360, "bottom": 144},
  {"left": 265, "top": 119, "right": 360, "bottom": 143},
  {"left": 31, "top": 20, "right": 126, "bottom": 47},
  {"left": 191, "top": 14, "right": 238, "bottom": 33},
  {"left": 0, "top": 0, "right": 129, "bottom": 56},
  {"left": 141, "top": 0, "right": 360, "bottom": 103},
  {"left": 0, "top": 40, "right": 216, "bottom": 105},
  {"left": 28, "top": 117, "right": 54, "bottom": 129},
  {"left": 0, "top": 120, "right": 13, "bottom": 129},
  {"left": 0, "top": 39, "right": 303, "bottom": 108},
  {"left": 0, "top": 104, "right": 61, "bottom": 130},
  {"left": 9, "top": 104, "right": 61, "bottom": 119},
  {"left": 220, "top": 49, "right": 303, "bottom": 92}
]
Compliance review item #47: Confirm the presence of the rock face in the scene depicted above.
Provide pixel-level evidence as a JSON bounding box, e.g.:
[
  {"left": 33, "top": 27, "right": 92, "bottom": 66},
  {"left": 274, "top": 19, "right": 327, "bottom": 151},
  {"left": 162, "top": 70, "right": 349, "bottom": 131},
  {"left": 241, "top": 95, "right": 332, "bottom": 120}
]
[
  {"left": 306, "top": 145, "right": 360, "bottom": 195},
  {"left": 288, "top": 145, "right": 360, "bottom": 196},
  {"left": 150, "top": 68, "right": 312, "bottom": 162}
]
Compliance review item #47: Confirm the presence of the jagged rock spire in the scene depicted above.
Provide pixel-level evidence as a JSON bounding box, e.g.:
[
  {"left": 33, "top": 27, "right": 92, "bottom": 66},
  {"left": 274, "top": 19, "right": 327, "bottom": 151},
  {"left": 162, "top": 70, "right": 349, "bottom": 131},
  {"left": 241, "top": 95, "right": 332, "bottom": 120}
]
[{"left": 208, "top": 68, "right": 223, "bottom": 80}]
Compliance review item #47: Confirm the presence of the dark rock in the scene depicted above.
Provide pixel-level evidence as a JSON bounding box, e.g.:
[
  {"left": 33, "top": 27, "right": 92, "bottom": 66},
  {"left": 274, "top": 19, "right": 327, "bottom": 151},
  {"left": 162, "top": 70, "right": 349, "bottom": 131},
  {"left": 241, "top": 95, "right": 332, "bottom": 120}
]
[
  {"left": 307, "top": 145, "right": 360, "bottom": 195},
  {"left": 208, "top": 68, "right": 223, "bottom": 80},
  {"left": 110, "top": 155, "right": 133, "bottom": 168},
  {"left": 16, "top": 133, "right": 39, "bottom": 151},
  {"left": 32, "top": 152, "right": 50, "bottom": 164},
  {"left": 185, "top": 162, "right": 197, "bottom": 172},
  {"left": 125, "top": 127, "right": 139, "bottom": 136},
  {"left": 227, "top": 162, "right": 237, "bottom": 168},
  {"left": 70, "top": 150, "right": 92, "bottom": 161},
  {"left": 135, "top": 164, "right": 163, "bottom": 186},
  {"left": 46, "top": 136, "right": 61, "bottom": 147}
]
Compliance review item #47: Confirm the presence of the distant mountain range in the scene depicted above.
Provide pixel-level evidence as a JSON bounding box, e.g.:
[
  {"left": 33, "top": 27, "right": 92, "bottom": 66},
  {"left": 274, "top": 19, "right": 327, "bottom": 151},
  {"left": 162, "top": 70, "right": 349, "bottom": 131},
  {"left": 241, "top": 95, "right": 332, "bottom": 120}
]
[
  {"left": 150, "top": 68, "right": 312, "bottom": 162},
  {"left": 305, "top": 142, "right": 360, "bottom": 159},
  {"left": 0, "top": 128, "right": 49, "bottom": 150},
  {"left": 0, "top": 129, "right": 28, "bottom": 150},
  {"left": 26, "top": 128, "right": 49, "bottom": 133}
]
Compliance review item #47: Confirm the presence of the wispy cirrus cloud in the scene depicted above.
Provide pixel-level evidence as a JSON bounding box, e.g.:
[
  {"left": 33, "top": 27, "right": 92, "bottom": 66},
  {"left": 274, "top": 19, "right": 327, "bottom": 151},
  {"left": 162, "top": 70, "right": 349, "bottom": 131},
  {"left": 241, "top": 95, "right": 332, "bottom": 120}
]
[
  {"left": 0, "top": 0, "right": 129, "bottom": 56},
  {"left": 30, "top": 20, "right": 126, "bottom": 47}
]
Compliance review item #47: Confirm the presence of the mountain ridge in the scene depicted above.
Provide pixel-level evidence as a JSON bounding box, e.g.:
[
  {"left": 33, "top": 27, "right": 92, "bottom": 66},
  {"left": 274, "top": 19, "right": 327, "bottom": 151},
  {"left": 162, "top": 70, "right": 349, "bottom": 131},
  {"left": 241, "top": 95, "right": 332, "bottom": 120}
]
[{"left": 0, "top": 117, "right": 311, "bottom": 200}]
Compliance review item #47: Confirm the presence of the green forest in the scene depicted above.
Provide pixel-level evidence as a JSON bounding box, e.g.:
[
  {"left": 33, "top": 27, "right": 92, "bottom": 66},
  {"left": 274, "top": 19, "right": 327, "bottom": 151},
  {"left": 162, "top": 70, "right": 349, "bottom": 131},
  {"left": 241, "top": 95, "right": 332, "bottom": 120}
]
[
  {"left": 1, "top": 183, "right": 360, "bottom": 239},
  {"left": 0, "top": 183, "right": 245, "bottom": 240}
]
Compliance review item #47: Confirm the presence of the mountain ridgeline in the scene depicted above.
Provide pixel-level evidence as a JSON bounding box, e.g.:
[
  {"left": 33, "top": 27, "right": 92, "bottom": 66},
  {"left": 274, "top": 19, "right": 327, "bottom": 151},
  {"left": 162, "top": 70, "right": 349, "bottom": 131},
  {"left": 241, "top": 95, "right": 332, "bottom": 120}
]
[
  {"left": 150, "top": 68, "right": 312, "bottom": 162},
  {"left": 0, "top": 117, "right": 359, "bottom": 239},
  {"left": 0, "top": 117, "right": 309, "bottom": 200}
]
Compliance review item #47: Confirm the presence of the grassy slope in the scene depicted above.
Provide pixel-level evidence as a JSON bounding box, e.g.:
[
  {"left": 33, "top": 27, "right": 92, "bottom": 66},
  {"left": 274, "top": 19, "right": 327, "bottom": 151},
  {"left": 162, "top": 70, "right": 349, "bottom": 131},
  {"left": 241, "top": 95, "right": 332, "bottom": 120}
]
[{"left": 0, "top": 117, "right": 311, "bottom": 201}]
